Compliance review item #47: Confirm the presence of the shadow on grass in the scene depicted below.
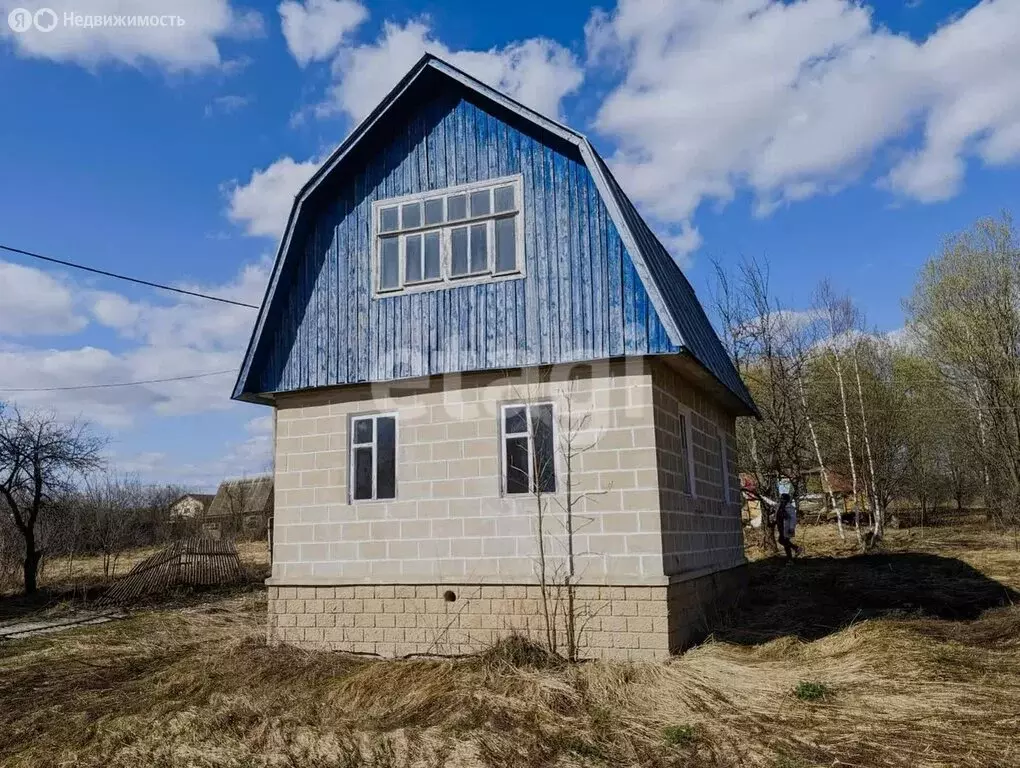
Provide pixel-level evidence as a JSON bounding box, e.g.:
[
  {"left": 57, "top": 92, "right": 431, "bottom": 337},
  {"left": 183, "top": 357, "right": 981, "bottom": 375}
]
[{"left": 714, "top": 552, "right": 1020, "bottom": 645}]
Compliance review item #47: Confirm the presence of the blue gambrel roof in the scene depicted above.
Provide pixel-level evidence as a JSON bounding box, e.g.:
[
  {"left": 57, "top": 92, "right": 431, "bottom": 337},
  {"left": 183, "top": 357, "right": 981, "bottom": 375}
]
[{"left": 232, "top": 54, "right": 756, "bottom": 416}]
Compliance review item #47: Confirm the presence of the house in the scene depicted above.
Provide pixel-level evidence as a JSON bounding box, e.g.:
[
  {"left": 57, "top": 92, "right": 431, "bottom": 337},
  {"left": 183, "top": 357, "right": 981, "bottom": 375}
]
[
  {"left": 170, "top": 493, "right": 216, "bottom": 521},
  {"left": 202, "top": 476, "right": 273, "bottom": 541},
  {"left": 232, "top": 55, "right": 757, "bottom": 661}
]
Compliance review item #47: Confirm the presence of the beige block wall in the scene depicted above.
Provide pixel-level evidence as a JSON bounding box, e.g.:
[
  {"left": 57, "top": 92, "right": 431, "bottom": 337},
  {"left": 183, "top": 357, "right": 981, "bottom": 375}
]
[
  {"left": 651, "top": 362, "right": 745, "bottom": 577},
  {"left": 267, "top": 583, "right": 674, "bottom": 661},
  {"left": 272, "top": 360, "right": 673, "bottom": 586},
  {"left": 266, "top": 563, "right": 747, "bottom": 661}
]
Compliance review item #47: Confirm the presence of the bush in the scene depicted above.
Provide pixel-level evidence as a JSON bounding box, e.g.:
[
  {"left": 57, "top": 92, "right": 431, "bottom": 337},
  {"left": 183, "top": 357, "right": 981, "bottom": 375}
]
[
  {"left": 663, "top": 724, "right": 697, "bottom": 747},
  {"left": 794, "top": 681, "right": 829, "bottom": 701}
]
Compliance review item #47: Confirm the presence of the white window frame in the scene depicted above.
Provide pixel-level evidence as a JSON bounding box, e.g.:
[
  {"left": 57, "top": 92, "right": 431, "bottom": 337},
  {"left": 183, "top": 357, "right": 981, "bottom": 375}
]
[
  {"left": 348, "top": 412, "right": 398, "bottom": 503},
  {"left": 718, "top": 429, "right": 731, "bottom": 504},
  {"left": 371, "top": 174, "right": 526, "bottom": 298},
  {"left": 678, "top": 406, "right": 697, "bottom": 498},
  {"left": 499, "top": 402, "right": 558, "bottom": 496}
]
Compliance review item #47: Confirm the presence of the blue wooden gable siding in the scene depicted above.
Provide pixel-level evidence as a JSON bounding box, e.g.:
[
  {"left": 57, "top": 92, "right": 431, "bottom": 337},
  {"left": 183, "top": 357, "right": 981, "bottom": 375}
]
[{"left": 248, "top": 89, "right": 678, "bottom": 395}]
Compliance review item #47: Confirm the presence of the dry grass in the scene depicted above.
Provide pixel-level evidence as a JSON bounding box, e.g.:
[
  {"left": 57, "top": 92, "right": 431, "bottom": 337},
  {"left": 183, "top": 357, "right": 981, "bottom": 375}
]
[
  {"left": 1, "top": 523, "right": 1018, "bottom": 768},
  {"left": 0, "top": 541, "right": 270, "bottom": 621}
]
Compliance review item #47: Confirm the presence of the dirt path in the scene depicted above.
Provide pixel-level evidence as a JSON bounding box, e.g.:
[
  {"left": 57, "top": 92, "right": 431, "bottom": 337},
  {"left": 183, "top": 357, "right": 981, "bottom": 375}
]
[{"left": 0, "top": 609, "right": 128, "bottom": 641}]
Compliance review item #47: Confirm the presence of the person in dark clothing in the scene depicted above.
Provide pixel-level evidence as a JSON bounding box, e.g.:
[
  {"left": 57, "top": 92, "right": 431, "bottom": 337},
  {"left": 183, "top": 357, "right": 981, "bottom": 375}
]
[{"left": 775, "top": 493, "right": 802, "bottom": 560}]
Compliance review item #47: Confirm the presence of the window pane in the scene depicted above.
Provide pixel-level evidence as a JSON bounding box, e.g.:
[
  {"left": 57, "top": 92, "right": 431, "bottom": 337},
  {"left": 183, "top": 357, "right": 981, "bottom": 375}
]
[
  {"left": 678, "top": 413, "right": 691, "bottom": 495},
  {"left": 532, "top": 404, "right": 556, "bottom": 493},
  {"left": 424, "top": 232, "right": 441, "bottom": 280},
  {"left": 494, "top": 185, "right": 515, "bottom": 213},
  {"left": 380, "top": 238, "right": 400, "bottom": 290},
  {"left": 469, "top": 223, "right": 488, "bottom": 273},
  {"left": 401, "top": 202, "right": 421, "bottom": 229},
  {"left": 405, "top": 234, "right": 423, "bottom": 283},
  {"left": 379, "top": 206, "right": 399, "bottom": 233},
  {"left": 448, "top": 194, "right": 467, "bottom": 221},
  {"left": 354, "top": 418, "right": 374, "bottom": 444},
  {"left": 504, "top": 406, "right": 527, "bottom": 435},
  {"left": 354, "top": 446, "right": 374, "bottom": 500},
  {"left": 424, "top": 198, "right": 444, "bottom": 226},
  {"left": 505, "top": 436, "right": 530, "bottom": 495},
  {"left": 450, "top": 227, "right": 469, "bottom": 276},
  {"left": 376, "top": 417, "right": 396, "bottom": 500},
  {"left": 495, "top": 217, "right": 517, "bottom": 272},
  {"left": 470, "top": 189, "right": 491, "bottom": 216}
]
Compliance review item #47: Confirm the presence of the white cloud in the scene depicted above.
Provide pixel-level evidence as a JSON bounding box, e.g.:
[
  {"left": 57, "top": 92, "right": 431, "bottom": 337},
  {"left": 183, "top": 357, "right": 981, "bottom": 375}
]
[
  {"left": 205, "top": 93, "right": 252, "bottom": 116},
  {"left": 226, "top": 156, "right": 320, "bottom": 238},
  {"left": 323, "top": 20, "right": 584, "bottom": 122},
  {"left": 278, "top": 0, "right": 366, "bottom": 66},
  {"left": 233, "top": 13, "right": 583, "bottom": 240},
  {"left": 0, "top": 0, "right": 263, "bottom": 71},
  {"left": 0, "top": 261, "right": 87, "bottom": 336},
  {"left": 885, "top": 0, "right": 1020, "bottom": 201},
  {"left": 0, "top": 259, "right": 269, "bottom": 429},
  {"left": 587, "top": 0, "right": 1020, "bottom": 240}
]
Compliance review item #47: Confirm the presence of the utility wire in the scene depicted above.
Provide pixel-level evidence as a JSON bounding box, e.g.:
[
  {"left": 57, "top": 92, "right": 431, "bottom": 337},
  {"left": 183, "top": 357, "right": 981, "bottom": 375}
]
[
  {"left": 0, "top": 243, "right": 259, "bottom": 309},
  {"left": 0, "top": 370, "right": 235, "bottom": 393}
]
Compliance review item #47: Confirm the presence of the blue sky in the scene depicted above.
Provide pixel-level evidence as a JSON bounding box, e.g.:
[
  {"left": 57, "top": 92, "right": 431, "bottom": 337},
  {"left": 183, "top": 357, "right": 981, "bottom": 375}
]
[{"left": 0, "top": 0, "right": 1017, "bottom": 489}]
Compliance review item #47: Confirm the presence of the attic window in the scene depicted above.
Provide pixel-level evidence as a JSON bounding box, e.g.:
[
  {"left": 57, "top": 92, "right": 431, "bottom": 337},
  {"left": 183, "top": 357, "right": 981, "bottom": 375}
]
[{"left": 373, "top": 175, "right": 524, "bottom": 295}]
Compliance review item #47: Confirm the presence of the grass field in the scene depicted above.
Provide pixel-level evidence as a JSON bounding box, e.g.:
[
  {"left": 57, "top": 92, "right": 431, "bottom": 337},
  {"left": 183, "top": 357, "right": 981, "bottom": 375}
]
[{"left": 1, "top": 521, "right": 1018, "bottom": 767}]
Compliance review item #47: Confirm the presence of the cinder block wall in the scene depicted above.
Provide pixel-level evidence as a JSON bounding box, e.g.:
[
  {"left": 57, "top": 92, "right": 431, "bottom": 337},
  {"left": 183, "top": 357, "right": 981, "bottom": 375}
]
[
  {"left": 271, "top": 360, "right": 668, "bottom": 585},
  {"left": 651, "top": 363, "right": 745, "bottom": 577},
  {"left": 268, "top": 358, "right": 746, "bottom": 659}
]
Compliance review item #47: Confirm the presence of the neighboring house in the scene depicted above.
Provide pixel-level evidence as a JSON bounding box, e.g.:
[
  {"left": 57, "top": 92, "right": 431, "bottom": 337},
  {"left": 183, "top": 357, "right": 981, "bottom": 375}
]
[
  {"left": 170, "top": 493, "right": 215, "bottom": 521},
  {"left": 232, "top": 55, "right": 758, "bottom": 661},
  {"left": 203, "top": 476, "right": 273, "bottom": 541}
]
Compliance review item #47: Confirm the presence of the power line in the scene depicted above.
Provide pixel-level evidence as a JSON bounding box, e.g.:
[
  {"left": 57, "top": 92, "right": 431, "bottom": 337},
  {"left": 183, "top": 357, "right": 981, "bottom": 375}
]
[
  {"left": 0, "top": 243, "right": 259, "bottom": 309},
  {"left": 0, "top": 370, "right": 235, "bottom": 393}
]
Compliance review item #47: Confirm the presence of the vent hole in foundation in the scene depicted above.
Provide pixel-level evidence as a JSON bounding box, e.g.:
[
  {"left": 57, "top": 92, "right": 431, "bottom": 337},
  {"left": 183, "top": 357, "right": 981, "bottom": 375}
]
[{"left": 443, "top": 590, "right": 457, "bottom": 602}]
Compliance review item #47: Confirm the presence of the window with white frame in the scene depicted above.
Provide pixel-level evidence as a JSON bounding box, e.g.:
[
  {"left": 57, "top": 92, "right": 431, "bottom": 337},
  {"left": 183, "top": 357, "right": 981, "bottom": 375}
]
[
  {"left": 678, "top": 408, "right": 696, "bottom": 496},
  {"left": 349, "top": 413, "right": 397, "bottom": 501},
  {"left": 373, "top": 175, "right": 524, "bottom": 294},
  {"left": 501, "top": 403, "right": 556, "bottom": 494},
  {"left": 718, "top": 430, "right": 731, "bottom": 503}
]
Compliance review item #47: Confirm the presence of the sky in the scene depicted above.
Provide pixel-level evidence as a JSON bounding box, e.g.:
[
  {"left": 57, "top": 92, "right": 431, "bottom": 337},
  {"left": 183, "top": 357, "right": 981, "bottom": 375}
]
[{"left": 0, "top": 0, "right": 1018, "bottom": 490}]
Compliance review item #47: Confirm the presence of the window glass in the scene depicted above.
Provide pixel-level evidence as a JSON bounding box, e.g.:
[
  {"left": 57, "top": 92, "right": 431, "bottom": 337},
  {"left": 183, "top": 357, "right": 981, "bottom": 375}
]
[
  {"left": 503, "top": 404, "right": 555, "bottom": 495},
  {"left": 405, "top": 234, "right": 423, "bottom": 283},
  {"left": 379, "top": 238, "right": 400, "bottom": 290},
  {"left": 353, "top": 446, "right": 373, "bottom": 500},
  {"left": 505, "top": 437, "right": 530, "bottom": 495},
  {"left": 401, "top": 202, "right": 421, "bottom": 229},
  {"left": 451, "top": 227, "right": 469, "bottom": 277},
  {"left": 424, "top": 198, "right": 444, "bottom": 226},
  {"left": 380, "top": 206, "right": 399, "bottom": 233},
  {"left": 354, "top": 418, "right": 373, "bottom": 444},
  {"left": 504, "top": 406, "right": 527, "bottom": 434},
  {"left": 447, "top": 194, "right": 467, "bottom": 221},
  {"left": 424, "top": 232, "right": 441, "bottom": 280},
  {"left": 470, "top": 189, "right": 491, "bottom": 217},
  {"left": 469, "top": 223, "right": 488, "bottom": 273},
  {"left": 351, "top": 415, "right": 397, "bottom": 501},
  {"left": 494, "top": 185, "right": 515, "bottom": 213},
  {"left": 678, "top": 412, "right": 692, "bottom": 495},
  {"left": 376, "top": 417, "right": 396, "bottom": 500},
  {"left": 375, "top": 179, "right": 522, "bottom": 292},
  {"left": 495, "top": 218, "right": 516, "bottom": 273},
  {"left": 533, "top": 404, "right": 556, "bottom": 493}
]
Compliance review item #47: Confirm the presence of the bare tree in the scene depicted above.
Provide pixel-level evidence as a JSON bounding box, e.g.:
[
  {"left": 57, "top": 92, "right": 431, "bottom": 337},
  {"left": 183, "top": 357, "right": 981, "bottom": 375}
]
[
  {"left": 713, "top": 257, "right": 820, "bottom": 544},
  {"left": 509, "top": 372, "right": 605, "bottom": 660},
  {"left": 0, "top": 408, "right": 105, "bottom": 594},
  {"left": 816, "top": 281, "right": 864, "bottom": 544}
]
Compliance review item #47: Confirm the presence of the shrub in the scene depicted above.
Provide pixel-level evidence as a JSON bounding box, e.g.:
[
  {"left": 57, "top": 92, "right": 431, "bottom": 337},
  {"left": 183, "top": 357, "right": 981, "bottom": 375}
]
[
  {"left": 794, "top": 681, "right": 829, "bottom": 701},
  {"left": 663, "top": 724, "right": 697, "bottom": 747}
]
